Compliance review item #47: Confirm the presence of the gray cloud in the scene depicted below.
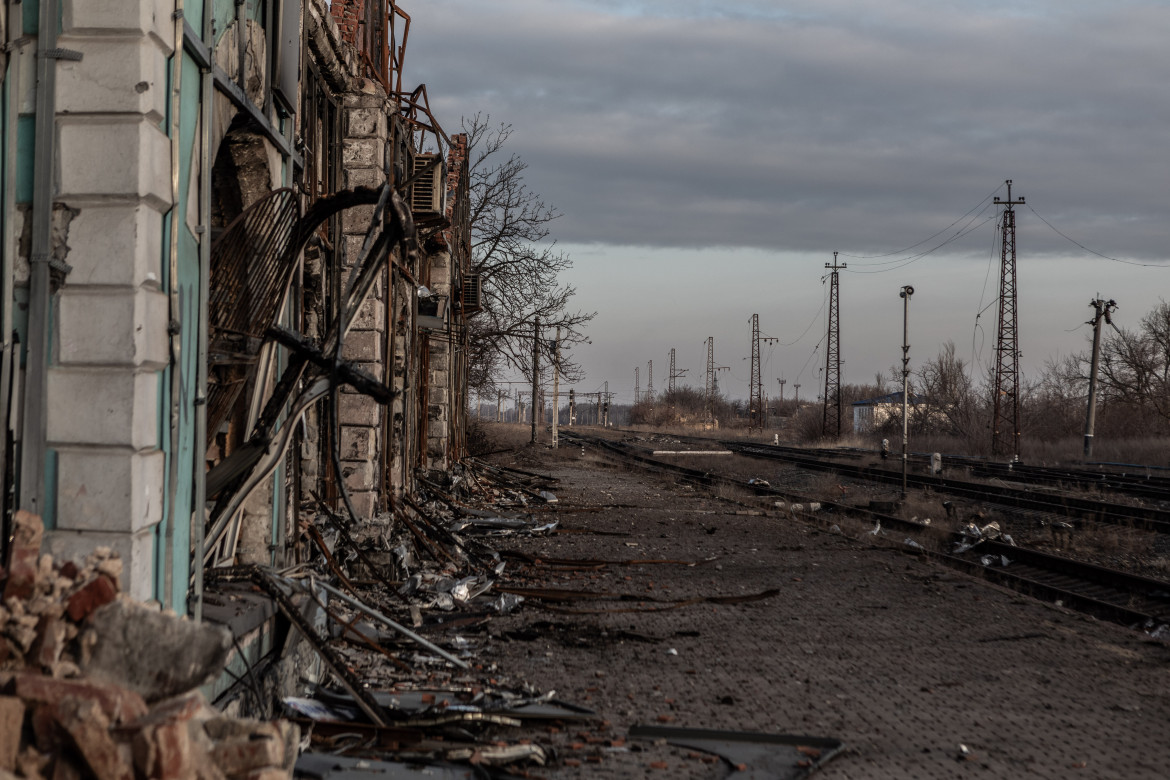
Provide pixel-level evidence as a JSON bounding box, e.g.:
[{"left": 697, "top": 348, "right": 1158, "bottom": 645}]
[{"left": 406, "top": 0, "right": 1170, "bottom": 259}]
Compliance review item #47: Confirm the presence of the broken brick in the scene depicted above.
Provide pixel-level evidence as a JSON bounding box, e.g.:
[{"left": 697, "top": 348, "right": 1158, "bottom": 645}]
[
  {"left": 48, "top": 753, "right": 86, "bottom": 780},
  {"left": 3, "top": 511, "right": 44, "bottom": 601},
  {"left": 34, "top": 616, "right": 67, "bottom": 671},
  {"left": 242, "top": 770, "right": 290, "bottom": 780},
  {"left": 14, "top": 673, "right": 148, "bottom": 726},
  {"left": 128, "top": 690, "right": 210, "bottom": 730},
  {"left": 30, "top": 703, "right": 65, "bottom": 753},
  {"left": 132, "top": 720, "right": 193, "bottom": 780},
  {"left": 208, "top": 735, "right": 284, "bottom": 776},
  {"left": 65, "top": 576, "right": 117, "bottom": 623},
  {"left": 52, "top": 696, "right": 133, "bottom": 780},
  {"left": 0, "top": 696, "right": 24, "bottom": 772}
]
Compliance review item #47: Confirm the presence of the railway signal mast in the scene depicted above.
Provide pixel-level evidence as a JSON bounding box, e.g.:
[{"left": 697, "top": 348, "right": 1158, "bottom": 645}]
[
  {"left": 823, "top": 253, "right": 846, "bottom": 438},
  {"left": 991, "top": 180, "right": 1025, "bottom": 459}
]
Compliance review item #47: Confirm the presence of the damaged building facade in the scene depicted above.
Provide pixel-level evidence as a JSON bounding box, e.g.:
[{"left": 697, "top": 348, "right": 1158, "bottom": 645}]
[{"left": 0, "top": 0, "right": 476, "bottom": 616}]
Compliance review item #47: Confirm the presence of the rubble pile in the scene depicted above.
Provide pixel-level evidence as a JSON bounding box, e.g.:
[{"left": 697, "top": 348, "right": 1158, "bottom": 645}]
[{"left": 1, "top": 511, "right": 299, "bottom": 779}]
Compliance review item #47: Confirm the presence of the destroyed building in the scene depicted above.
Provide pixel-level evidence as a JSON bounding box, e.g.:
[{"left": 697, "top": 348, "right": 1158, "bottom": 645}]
[{"left": 0, "top": 0, "right": 476, "bottom": 618}]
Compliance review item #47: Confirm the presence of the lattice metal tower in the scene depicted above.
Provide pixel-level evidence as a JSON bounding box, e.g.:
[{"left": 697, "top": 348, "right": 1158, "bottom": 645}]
[
  {"left": 704, "top": 337, "right": 728, "bottom": 420},
  {"left": 668, "top": 348, "right": 688, "bottom": 394},
  {"left": 823, "top": 252, "right": 846, "bottom": 437},
  {"left": 749, "top": 314, "right": 777, "bottom": 429},
  {"left": 750, "top": 316, "right": 762, "bottom": 429},
  {"left": 646, "top": 360, "right": 654, "bottom": 404},
  {"left": 992, "top": 180, "right": 1025, "bottom": 458},
  {"left": 634, "top": 367, "right": 640, "bottom": 404}
]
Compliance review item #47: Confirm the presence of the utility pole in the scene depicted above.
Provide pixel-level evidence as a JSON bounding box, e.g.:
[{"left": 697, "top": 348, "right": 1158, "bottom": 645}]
[
  {"left": 551, "top": 328, "right": 560, "bottom": 448},
  {"left": 635, "top": 366, "right": 640, "bottom": 405},
  {"left": 647, "top": 360, "right": 654, "bottom": 404},
  {"left": 603, "top": 381, "right": 610, "bottom": 426},
  {"left": 778, "top": 378, "right": 786, "bottom": 406},
  {"left": 749, "top": 314, "right": 778, "bottom": 430},
  {"left": 992, "top": 180, "right": 1025, "bottom": 459},
  {"left": 794, "top": 383, "right": 801, "bottom": 407},
  {"left": 531, "top": 317, "right": 540, "bottom": 444},
  {"left": 1083, "top": 297, "right": 1118, "bottom": 459},
  {"left": 497, "top": 390, "right": 502, "bottom": 422},
  {"left": 900, "top": 285, "right": 915, "bottom": 499},
  {"left": 823, "top": 252, "right": 846, "bottom": 438},
  {"left": 568, "top": 388, "right": 575, "bottom": 427}
]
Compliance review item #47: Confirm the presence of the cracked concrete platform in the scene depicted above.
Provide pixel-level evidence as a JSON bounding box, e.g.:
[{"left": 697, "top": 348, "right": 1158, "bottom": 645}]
[{"left": 476, "top": 448, "right": 1170, "bottom": 779}]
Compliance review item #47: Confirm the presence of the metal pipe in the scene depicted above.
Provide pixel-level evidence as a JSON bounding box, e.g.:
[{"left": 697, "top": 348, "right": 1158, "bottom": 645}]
[
  {"left": 190, "top": 0, "right": 217, "bottom": 622},
  {"left": 1, "top": 0, "right": 23, "bottom": 524},
  {"left": 308, "top": 579, "right": 471, "bottom": 669},
  {"left": 163, "top": 0, "right": 186, "bottom": 611},
  {"left": 19, "top": 0, "right": 61, "bottom": 515},
  {"left": 900, "top": 285, "right": 914, "bottom": 500}
]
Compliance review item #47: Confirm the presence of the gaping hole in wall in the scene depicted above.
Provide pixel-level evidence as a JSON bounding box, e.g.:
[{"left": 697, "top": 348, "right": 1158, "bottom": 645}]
[{"left": 206, "top": 124, "right": 296, "bottom": 470}]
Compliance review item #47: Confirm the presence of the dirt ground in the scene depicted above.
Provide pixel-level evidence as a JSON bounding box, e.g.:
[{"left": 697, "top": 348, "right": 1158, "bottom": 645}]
[{"left": 466, "top": 431, "right": 1170, "bottom": 779}]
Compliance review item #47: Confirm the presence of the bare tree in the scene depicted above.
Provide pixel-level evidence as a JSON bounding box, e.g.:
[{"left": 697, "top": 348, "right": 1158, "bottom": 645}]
[
  {"left": 464, "top": 114, "right": 594, "bottom": 391},
  {"left": 1094, "top": 300, "right": 1170, "bottom": 428},
  {"left": 915, "top": 341, "right": 980, "bottom": 440}
]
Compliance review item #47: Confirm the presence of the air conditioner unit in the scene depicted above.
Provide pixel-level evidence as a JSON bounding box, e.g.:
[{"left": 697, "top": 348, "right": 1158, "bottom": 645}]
[
  {"left": 460, "top": 273, "right": 483, "bottom": 314},
  {"left": 409, "top": 153, "right": 446, "bottom": 216}
]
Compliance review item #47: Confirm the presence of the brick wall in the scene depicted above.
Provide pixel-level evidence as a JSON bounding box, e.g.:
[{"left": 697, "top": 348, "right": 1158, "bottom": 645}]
[
  {"left": 335, "top": 88, "right": 390, "bottom": 517},
  {"left": 329, "top": 0, "right": 364, "bottom": 45}
]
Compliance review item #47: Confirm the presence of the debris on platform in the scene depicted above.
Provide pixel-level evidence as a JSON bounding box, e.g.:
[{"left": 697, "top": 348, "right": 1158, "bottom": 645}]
[{"left": 1, "top": 510, "right": 299, "bottom": 779}]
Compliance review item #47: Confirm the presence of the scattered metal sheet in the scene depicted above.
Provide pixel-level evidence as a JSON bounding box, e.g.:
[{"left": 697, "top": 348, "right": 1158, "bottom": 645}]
[
  {"left": 629, "top": 725, "right": 845, "bottom": 779},
  {"left": 295, "top": 753, "right": 480, "bottom": 779},
  {"left": 446, "top": 517, "right": 558, "bottom": 535},
  {"left": 313, "top": 687, "right": 597, "bottom": 722}
]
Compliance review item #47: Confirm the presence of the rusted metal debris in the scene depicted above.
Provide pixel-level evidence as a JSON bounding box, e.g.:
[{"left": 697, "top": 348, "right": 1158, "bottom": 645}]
[{"left": 629, "top": 725, "right": 845, "bottom": 779}]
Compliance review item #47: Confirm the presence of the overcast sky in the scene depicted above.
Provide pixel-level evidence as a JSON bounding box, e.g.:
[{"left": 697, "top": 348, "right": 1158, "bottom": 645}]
[{"left": 406, "top": 0, "right": 1170, "bottom": 404}]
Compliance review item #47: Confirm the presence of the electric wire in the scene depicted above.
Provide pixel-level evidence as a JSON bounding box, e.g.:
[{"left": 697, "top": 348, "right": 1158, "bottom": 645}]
[
  {"left": 844, "top": 211, "right": 997, "bottom": 274},
  {"left": 1026, "top": 204, "right": 1170, "bottom": 268},
  {"left": 837, "top": 182, "right": 1005, "bottom": 260}
]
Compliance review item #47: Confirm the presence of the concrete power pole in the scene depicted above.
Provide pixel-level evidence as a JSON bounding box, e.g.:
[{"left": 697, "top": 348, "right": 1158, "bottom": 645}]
[
  {"left": 900, "top": 285, "right": 915, "bottom": 499},
  {"left": 551, "top": 328, "right": 560, "bottom": 448},
  {"left": 823, "top": 252, "right": 846, "bottom": 438},
  {"left": 1083, "top": 297, "right": 1118, "bottom": 459},
  {"left": 531, "top": 317, "right": 540, "bottom": 444},
  {"left": 992, "top": 180, "right": 1025, "bottom": 459}
]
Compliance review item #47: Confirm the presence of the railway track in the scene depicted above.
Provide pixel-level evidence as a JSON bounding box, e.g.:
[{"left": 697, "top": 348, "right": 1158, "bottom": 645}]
[
  {"left": 751, "top": 440, "right": 1170, "bottom": 508},
  {"left": 563, "top": 430, "right": 1170, "bottom": 637},
  {"left": 720, "top": 440, "right": 1170, "bottom": 533}
]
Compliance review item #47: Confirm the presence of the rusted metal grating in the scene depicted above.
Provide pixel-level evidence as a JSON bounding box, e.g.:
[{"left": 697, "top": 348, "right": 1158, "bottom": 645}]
[{"left": 207, "top": 188, "right": 301, "bottom": 446}]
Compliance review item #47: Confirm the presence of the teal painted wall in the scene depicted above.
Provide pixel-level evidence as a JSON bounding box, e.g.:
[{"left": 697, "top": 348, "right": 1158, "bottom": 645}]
[{"left": 155, "top": 47, "right": 205, "bottom": 610}]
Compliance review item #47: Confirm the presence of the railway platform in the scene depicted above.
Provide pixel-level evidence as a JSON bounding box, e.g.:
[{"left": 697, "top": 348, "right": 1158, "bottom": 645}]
[{"left": 480, "top": 445, "right": 1170, "bottom": 779}]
